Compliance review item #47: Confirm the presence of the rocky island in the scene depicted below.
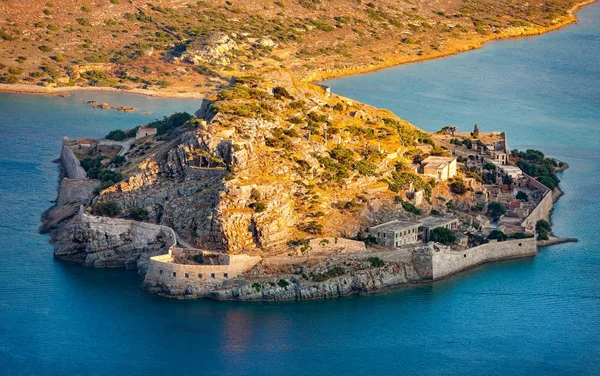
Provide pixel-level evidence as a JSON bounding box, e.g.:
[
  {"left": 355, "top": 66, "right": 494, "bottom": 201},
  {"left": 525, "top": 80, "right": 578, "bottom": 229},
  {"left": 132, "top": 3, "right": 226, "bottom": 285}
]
[{"left": 41, "top": 70, "right": 569, "bottom": 301}]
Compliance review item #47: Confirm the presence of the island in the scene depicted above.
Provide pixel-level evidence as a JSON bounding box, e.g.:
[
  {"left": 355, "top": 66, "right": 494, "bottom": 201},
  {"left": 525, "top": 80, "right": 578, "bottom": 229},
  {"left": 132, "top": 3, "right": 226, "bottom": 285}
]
[{"left": 40, "top": 71, "right": 572, "bottom": 301}]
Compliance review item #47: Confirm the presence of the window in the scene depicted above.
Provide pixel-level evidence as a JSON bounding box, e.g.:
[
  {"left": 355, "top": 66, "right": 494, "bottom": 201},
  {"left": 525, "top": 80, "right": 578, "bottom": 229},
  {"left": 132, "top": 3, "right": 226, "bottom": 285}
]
[
  {"left": 224, "top": 273, "right": 228, "bottom": 278},
  {"left": 172, "top": 272, "right": 176, "bottom": 277},
  {"left": 211, "top": 273, "right": 215, "bottom": 279},
  {"left": 198, "top": 273, "right": 202, "bottom": 279},
  {"left": 185, "top": 273, "right": 189, "bottom": 278}
]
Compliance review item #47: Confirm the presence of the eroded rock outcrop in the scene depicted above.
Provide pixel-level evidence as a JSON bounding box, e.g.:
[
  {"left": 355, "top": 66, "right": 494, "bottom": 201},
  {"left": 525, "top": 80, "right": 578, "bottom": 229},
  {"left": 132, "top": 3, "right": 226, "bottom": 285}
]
[
  {"left": 181, "top": 32, "right": 238, "bottom": 65},
  {"left": 54, "top": 209, "right": 175, "bottom": 272}
]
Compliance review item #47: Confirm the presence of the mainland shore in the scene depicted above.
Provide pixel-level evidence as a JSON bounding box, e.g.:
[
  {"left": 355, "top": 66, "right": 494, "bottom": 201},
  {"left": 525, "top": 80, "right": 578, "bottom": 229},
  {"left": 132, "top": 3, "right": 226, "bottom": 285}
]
[{"left": 0, "top": 0, "right": 596, "bottom": 100}]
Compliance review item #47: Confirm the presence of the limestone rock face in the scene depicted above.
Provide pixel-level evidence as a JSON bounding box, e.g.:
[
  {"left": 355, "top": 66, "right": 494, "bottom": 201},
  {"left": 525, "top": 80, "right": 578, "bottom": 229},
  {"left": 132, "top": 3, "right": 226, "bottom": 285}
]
[
  {"left": 182, "top": 32, "right": 238, "bottom": 65},
  {"left": 54, "top": 211, "right": 175, "bottom": 273}
]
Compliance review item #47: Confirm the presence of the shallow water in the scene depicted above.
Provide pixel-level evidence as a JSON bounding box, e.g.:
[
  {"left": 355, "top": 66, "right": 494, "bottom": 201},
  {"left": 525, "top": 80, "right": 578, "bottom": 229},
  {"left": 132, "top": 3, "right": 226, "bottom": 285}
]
[{"left": 1, "top": 4, "right": 600, "bottom": 375}]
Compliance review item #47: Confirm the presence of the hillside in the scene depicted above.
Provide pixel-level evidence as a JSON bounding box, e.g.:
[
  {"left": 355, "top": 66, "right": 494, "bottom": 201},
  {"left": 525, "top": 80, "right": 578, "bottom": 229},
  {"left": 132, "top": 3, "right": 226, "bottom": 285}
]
[
  {"left": 67, "top": 70, "right": 454, "bottom": 256},
  {"left": 0, "top": 0, "right": 585, "bottom": 96}
]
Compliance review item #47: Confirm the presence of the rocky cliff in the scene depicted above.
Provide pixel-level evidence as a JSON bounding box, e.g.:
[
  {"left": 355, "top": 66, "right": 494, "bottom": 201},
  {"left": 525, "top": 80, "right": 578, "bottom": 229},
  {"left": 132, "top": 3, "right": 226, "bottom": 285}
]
[{"left": 54, "top": 209, "right": 175, "bottom": 272}]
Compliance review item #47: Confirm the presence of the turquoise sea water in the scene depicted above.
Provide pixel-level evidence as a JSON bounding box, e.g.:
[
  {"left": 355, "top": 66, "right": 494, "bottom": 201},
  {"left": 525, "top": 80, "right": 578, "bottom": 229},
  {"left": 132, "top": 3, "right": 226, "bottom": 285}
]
[{"left": 1, "top": 4, "right": 600, "bottom": 375}]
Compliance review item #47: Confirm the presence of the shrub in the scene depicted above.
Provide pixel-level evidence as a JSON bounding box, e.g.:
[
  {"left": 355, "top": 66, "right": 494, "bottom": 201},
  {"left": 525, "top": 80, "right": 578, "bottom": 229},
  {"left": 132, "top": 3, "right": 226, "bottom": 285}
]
[
  {"left": 273, "top": 86, "right": 292, "bottom": 100},
  {"left": 38, "top": 45, "right": 52, "bottom": 53},
  {"left": 251, "top": 202, "right": 266, "bottom": 213},
  {"left": 193, "top": 254, "right": 204, "bottom": 264},
  {"left": 401, "top": 200, "right": 421, "bottom": 215},
  {"left": 487, "top": 229, "right": 507, "bottom": 241},
  {"left": 277, "top": 279, "right": 289, "bottom": 288},
  {"left": 8, "top": 67, "right": 22, "bottom": 75},
  {"left": 95, "top": 201, "right": 122, "bottom": 217},
  {"left": 368, "top": 257, "right": 385, "bottom": 267},
  {"left": 450, "top": 180, "right": 467, "bottom": 195},
  {"left": 430, "top": 227, "right": 456, "bottom": 245},
  {"left": 516, "top": 191, "right": 528, "bottom": 202},
  {"left": 128, "top": 207, "right": 149, "bottom": 221},
  {"left": 302, "top": 220, "right": 323, "bottom": 235}
]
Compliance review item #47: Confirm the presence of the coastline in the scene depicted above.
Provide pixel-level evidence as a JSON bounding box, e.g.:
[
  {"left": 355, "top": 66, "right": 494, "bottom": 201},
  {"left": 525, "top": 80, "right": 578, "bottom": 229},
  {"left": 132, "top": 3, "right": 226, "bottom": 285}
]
[
  {"left": 0, "top": 1, "right": 596, "bottom": 100},
  {"left": 306, "top": 0, "right": 599, "bottom": 83}
]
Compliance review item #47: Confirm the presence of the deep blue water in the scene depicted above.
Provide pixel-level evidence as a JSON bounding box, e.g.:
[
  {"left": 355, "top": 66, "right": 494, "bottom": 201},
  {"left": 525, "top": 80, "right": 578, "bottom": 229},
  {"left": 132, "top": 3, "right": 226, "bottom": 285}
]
[{"left": 1, "top": 4, "right": 600, "bottom": 375}]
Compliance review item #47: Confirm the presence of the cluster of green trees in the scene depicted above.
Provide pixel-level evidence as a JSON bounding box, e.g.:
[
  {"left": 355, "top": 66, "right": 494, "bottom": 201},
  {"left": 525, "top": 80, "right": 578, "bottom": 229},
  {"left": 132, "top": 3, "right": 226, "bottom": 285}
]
[
  {"left": 430, "top": 227, "right": 457, "bottom": 245},
  {"left": 536, "top": 220, "right": 551, "bottom": 240},
  {"left": 487, "top": 229, "right": 534, "bottom": 241},
  {"left": 80, "top": 156, "right": 123, "bottom": 190},
  {"left": 512, "top": 149, "right": 561, "bottom": 189}
]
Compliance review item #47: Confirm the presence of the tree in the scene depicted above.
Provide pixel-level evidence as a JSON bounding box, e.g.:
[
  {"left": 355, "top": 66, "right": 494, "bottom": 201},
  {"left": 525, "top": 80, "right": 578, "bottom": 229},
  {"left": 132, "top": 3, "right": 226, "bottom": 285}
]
[
  {"left": 487, "top": 229, "right": 507, "bottom": 241},
  {"left": 471, "top": 124, "right": 480, "bottom": 138},
  {"left": 106, "top": 129, "right": 126, "bottom": 141},
  {"left": 487, "top": 202, "right": 506, "bottom": 220},
  {"left": 516, "top": 191, "right": 528, "bottom": 202},
  {"left": 430, "top": 227, "right": 457, "bottom": 245},
  {"left": 503, "top": 174, "right": 513, "bottom": 186}
]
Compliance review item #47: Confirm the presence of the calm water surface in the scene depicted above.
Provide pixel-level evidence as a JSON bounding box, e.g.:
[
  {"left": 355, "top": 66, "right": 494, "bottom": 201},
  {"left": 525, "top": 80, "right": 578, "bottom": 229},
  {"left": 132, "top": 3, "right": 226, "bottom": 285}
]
[{"left": 1, "top": 4, "right": 600, "bottom": 375}]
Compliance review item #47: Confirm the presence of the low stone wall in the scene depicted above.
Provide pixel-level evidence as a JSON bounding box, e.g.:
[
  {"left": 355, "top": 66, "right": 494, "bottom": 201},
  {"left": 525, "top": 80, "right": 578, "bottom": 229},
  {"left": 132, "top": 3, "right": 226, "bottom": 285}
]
[
  {"left": 413, "top": 238, "right": 537, "bottom": 280},
  {"left": 143, "top": 251, "right": 261, "bottom": 288}
]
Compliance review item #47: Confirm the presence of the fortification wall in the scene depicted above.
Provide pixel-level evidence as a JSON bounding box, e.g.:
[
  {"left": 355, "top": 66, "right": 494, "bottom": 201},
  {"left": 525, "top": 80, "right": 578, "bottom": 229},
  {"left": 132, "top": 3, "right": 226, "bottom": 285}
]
[
  {"left": 143, "top": 252, "right": 261, "bottom": 287},
  {"left": 430, "top": 238, "right": 537, "bottom": 280},
  {"left": 60, "top": 143, "right": 87, "bottom": 180},
  {"left": 521, "top": 189, "right": 553, "bottom": 229}
]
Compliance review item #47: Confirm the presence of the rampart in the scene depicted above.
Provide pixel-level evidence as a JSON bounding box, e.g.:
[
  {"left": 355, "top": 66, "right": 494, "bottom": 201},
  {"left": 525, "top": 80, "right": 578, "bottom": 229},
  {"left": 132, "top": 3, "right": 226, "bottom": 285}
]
[
  {"left": 413, "top": 237, "right": 537, "bottom": 280},
  {"left": 60, "top": 142, "right": 87, "bottom": 180},
  {"left": 521, "top": 173, "right": 554, "bottom": 230},
  {"left": 143, "top": 247, "right": 261, "bottom": 288}
]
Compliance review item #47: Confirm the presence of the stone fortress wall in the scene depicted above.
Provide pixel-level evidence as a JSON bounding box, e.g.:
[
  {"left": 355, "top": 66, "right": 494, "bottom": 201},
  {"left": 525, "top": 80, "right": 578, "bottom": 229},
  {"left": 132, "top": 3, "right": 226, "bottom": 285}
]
[
  {"left": 521, "top": 172, "right": 554, "bottom": 230},
  {"left": 143, "top": 246, "right": 262, "bottom": 288},
  {"left": 412, "top": 237, "right": 537, "bottom": 280},
  {"left": 60, "top": 140, "right": 87, "bottom": 179}
]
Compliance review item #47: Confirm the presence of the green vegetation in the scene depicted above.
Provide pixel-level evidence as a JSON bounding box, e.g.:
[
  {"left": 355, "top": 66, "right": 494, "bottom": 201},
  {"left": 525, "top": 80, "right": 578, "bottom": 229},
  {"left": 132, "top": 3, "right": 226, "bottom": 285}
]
[
  {"left": 536, "top": 220, "right": 551, "bottom": 240},
  {"left": 430, "top": 227, "right": 457, "bottom": 245},
  {"left": 487, "top": 229, "right": 507, "bottom": 241},
  {"left": 106, "top": 129, "right": 127, "bottom": 141},
  {"left": 277, "top": 279, "right": 289, "bottom": 288},
  {"left": 368, "top": 257, "right": 385, "bottom": 267},
  {"left": 312, "top": 266, "right": 345, "bottom": 282},
  {"left": 95, "top": 201, "right": 122, "bottom": 217},
  {"left": 512, "top": 149, "right": 560, "bottom": 190},
  {"left": 400, "top": 200, "right": 421, "bottom": 215},
  {"left": 487, "top": 202, "right": 506, "bottom": 220},
  {"left": 516, "top": 191, "right": 528, "bottom": 202},
  {"left": 146, "top": 112, "right": 193, "bottom": 135},
  {"left": 128, "top": 207, "right": 149, "bottom": 221}
]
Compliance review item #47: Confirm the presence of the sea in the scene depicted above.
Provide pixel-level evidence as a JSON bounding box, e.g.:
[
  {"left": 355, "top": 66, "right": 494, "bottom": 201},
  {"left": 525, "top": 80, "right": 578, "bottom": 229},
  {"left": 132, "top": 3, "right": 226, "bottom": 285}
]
[{"left": 0, "top": 3, "right": 599, "bottom": 375}]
